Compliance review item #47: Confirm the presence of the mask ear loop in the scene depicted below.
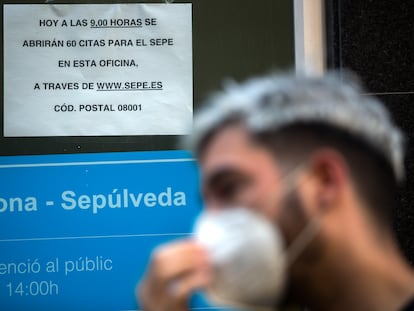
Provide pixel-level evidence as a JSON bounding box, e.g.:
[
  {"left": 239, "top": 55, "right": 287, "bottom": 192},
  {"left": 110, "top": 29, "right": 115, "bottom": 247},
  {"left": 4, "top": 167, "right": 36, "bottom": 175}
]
[
  {"left": 270, "top": 161, "right": 323, "bottom": 265},
  {"left": 285, "top": 214, "right": 321, "bottom": 264}
]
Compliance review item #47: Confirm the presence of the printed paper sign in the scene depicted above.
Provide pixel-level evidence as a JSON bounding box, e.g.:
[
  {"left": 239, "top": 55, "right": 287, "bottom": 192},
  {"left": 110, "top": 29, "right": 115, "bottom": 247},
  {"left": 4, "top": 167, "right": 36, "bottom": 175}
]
[{"left": 3, "top": 4, "right": 193, "bottom": 136}]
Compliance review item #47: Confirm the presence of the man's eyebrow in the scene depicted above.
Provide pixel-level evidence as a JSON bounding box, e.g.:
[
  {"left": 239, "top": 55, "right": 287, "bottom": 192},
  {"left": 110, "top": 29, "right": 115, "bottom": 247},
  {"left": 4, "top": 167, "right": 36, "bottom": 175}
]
[{"left": 202, "top": 167, "right": 246, "bottom": 192}]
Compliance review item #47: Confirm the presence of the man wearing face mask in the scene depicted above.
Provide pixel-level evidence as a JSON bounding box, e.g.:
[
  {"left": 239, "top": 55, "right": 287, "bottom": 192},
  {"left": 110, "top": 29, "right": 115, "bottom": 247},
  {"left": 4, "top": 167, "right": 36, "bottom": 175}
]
[{"left": 138, "top": 72, "right": 414, "bottom": 311}]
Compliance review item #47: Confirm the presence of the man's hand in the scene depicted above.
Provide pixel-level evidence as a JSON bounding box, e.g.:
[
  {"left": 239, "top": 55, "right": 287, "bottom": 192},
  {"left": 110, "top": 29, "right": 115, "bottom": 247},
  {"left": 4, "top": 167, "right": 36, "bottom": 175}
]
[{"left": 137, "top": 240, "right": 211, "bottom": 311}]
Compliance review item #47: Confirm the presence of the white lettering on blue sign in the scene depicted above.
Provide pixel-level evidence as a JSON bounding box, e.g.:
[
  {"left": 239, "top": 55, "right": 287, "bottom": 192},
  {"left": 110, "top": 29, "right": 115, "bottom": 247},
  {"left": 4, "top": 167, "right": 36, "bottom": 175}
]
[
  {"left": 61, "top": 187, "right": 186, "bottom": 214},
  {"left": 0, "top": 196, "right": 38, "bottom": 213}
]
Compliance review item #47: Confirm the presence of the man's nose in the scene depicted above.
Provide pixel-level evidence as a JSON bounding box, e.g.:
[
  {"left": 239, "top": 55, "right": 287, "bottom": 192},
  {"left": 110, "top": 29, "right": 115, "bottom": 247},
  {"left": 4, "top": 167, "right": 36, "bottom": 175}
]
[{"left": 205, "top": 201, "right": 221, "bottom": 211}]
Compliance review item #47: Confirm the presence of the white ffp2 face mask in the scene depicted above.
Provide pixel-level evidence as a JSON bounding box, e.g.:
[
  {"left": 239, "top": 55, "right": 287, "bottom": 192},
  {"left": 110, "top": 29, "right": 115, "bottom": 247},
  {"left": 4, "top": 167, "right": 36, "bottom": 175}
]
[
  {"left": 194, "top": 207, "right": 286, "bottom": 309},
  {"left": 194, "top": 206, "right": 321, "bottom": 310}
]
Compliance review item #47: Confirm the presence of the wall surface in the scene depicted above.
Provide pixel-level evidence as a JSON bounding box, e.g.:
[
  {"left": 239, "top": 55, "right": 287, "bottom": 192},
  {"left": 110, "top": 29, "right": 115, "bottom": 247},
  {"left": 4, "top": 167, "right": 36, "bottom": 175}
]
[{"left": 326, "top": 0, "right": 414, "bottom": 263}]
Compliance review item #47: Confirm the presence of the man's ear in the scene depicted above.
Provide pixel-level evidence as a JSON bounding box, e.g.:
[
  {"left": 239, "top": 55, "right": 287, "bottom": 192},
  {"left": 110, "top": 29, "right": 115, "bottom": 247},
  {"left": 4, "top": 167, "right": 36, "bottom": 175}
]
[{"left": 305, "top": 148, "right": 350, "bottom": 213}]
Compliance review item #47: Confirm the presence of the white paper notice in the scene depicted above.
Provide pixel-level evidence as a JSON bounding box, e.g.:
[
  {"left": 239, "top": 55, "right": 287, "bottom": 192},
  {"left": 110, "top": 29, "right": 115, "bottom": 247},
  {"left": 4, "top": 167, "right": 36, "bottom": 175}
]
[{"left": 4, "top": 4, "right": 192, "bottom": 136}]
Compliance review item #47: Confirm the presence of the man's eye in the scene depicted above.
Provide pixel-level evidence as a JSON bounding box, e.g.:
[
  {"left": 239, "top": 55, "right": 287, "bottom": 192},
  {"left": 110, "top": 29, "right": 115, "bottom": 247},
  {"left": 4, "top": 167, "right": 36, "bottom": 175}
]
[
  {"left": 215, "top": 180, "right": 245, "bottom": 201},
  {"left": 203, "top": 170, "right": 251, "bottom": 205}
]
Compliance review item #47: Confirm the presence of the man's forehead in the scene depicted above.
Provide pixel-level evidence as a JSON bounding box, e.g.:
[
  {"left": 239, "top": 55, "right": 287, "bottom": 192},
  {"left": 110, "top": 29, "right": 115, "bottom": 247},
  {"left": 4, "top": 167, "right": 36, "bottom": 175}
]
[
  {"left": 199, "top": 125, "right": 280, "bottom": 180},
  {"left": 199, "top": 125, "right": 256, "bottom": 167}
]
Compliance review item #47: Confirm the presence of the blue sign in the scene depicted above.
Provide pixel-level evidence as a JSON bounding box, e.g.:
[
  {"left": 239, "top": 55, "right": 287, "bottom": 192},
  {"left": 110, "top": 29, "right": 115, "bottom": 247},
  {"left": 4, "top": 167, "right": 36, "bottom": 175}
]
[{"left": 0, "top": 150, "right": 212, "bottom": 311}]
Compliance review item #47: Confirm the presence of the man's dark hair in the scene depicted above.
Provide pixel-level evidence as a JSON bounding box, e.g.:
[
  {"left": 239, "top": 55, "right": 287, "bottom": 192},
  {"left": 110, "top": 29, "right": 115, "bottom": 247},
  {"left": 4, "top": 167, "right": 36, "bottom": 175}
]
[
  {"left": 254, "top": 122, "right": 398, "bottom": 228},
  {"left": 188, "top": 72, "right": 405, "bottom": 228}
]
